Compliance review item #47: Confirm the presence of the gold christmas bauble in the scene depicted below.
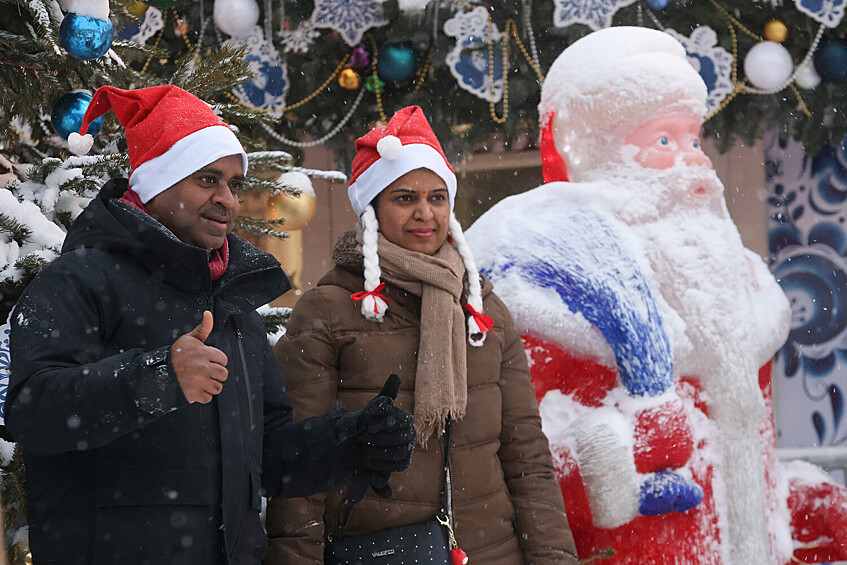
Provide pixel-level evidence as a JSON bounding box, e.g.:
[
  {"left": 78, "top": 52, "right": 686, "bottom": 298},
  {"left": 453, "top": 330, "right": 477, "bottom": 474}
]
[
  {"left": 267, "top": 192, "right": 317, "bottom": 231},
  {"left": 10, "top": 540, "right": 32, "bottom": 565},
  {"left": 127, "top": 1, "right": 150, "bottom": 16},
  {"left": 764, "top": 19, "right": 789, "bottom": 43},
  {"left": 338, "top": 68, "right": 361, "bottom": 90}
]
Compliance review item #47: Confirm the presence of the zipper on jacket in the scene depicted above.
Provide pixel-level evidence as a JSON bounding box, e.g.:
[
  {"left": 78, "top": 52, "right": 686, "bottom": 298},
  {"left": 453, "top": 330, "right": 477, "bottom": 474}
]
[{"left": 233, "top": 321, "right": 256, "bottom": 430}]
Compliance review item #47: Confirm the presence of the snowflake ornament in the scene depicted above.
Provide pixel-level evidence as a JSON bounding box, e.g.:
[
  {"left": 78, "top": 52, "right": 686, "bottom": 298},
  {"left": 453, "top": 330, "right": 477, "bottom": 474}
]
[
  {"left": 310, "top": 0, "right": 388, "bottom": 47},
  {"left": 795, "top": 0, "right": 846, "bottom": 28},
  {"left": 117, "top": 6, "right": 165, "bottom": 44},
  {"left": 552, "top": 0, "right": 638, "bottom": 30},
  {"left": 665, "top": 27, "right": 733, "bottom": 117},
  {"left": 224, "top": 26, "right": 288, "bottom": 116},
  {"left": 281, "top": 20, "right": 320, "bottom": 54},
  {"left": 444, "top": 7, "right": 505, "bottom": 103}
]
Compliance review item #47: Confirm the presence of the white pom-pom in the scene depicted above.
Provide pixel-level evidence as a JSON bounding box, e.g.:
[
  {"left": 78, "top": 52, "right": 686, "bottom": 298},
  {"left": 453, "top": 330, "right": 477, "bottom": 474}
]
[
  {"left": 467, "top": 316, "right": 486, "bottom": 347},
  {"left": 376, "top": 135, "right": 403, "bottom": 160},
  {"left": 68, "top": 132, "right": 94, "bottom": 155},
  {"left": 361, "top": 295, "right": 388, "bottom": 322}
]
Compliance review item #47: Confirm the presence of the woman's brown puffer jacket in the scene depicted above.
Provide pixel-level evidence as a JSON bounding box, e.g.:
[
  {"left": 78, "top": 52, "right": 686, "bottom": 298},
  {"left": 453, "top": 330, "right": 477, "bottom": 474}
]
[{"left": 264, "top": 253, "right": 578, "bottom": 565}]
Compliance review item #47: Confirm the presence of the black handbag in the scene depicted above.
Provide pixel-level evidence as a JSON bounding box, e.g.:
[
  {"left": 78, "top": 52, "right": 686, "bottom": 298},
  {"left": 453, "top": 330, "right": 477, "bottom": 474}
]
[
  {"left": 325, "top": 519, "right": 450, "bottom": 564},
  {"left": 325, "top": 419, "right": 457, "bottom": 565}
]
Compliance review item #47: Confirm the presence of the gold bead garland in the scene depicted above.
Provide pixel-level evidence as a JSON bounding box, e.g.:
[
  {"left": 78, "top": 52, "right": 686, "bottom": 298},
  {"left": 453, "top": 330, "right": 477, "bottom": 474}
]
[
  {"left": 367, "top": 35, "right": 388, "bottom": 124},
  {"left": 140, "top": 8, "right": 168, "bottom": 75}
]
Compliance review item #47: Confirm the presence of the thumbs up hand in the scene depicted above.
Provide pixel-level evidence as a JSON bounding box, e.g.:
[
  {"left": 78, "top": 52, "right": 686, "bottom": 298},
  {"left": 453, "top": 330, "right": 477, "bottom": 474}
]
[{"left": 171, "top": 311, "right": 229, "bottom": 404}]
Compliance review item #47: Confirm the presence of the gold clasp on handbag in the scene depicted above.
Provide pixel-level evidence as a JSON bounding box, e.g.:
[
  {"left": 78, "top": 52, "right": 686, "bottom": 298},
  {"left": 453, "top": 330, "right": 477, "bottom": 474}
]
[{"left": 436, "top": 514, "right": 458, "bottom": 549}]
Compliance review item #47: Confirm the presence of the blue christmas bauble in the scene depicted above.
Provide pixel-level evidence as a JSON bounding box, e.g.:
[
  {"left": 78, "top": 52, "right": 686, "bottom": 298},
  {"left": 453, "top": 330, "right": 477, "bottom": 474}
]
[
  {"left": 645, "top": 0, "right": 671, "bottom": 9},
  {"left": 377, "top": 42, "right": 418, "bottom": 84},
  {"left": 51, "top": 91, "right": 104, "bottom": 140},
  {"left": 814, "top": 40, "right": 847, "bottom": 84},
  {"left": 60, "top": 13, "right": 114, "bottom": 61}
]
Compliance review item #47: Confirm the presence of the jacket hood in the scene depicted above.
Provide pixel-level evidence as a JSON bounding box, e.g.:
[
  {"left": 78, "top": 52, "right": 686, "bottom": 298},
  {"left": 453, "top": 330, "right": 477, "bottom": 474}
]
[{"left": 63, "top": 178, "right": 290, "bottom": 302}]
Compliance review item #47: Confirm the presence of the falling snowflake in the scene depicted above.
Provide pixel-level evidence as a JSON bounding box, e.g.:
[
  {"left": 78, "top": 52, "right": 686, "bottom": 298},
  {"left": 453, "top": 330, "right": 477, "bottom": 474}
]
[
  {"left": 281, "top": 20, "right": 320, "bottom": 55},
  {"left": 552, "top": 0, "right": 638, "bottom": 31},
  {"left": 310, "top": 0, "right": 388, "bottom": 46}
]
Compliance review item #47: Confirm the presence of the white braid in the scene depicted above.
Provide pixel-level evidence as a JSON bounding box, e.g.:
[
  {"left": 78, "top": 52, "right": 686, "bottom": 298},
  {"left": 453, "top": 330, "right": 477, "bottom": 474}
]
[
  {"left": 449, "top": 213, "right": 487, "bottom": 346},
  {"left": 360, "top": 204, "right": 388, "bottom": 322}
]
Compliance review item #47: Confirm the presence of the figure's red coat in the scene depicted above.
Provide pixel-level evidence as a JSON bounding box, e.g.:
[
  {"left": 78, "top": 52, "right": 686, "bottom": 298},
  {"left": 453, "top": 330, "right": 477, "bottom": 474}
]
[{"left": 524, "top": 334, "right": 847, "bottom": 564}]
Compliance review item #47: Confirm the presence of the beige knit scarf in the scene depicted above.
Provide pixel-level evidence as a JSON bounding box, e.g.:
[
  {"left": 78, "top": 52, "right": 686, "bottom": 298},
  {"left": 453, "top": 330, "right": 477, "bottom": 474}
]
[{"left": 375, "top": 234, "right": 468, "bottom": 446}]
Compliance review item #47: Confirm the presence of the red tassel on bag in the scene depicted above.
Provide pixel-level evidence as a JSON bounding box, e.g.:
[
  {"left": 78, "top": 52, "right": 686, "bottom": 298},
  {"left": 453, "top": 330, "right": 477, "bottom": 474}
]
[{"left": 451, "top": 547, "right": 468, "bottom": 565}]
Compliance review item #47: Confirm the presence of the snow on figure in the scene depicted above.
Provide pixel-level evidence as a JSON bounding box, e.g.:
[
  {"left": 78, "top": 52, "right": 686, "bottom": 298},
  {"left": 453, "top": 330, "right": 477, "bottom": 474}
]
[{"left": 466, "top": 26, "right": 847, "bottom": 564}]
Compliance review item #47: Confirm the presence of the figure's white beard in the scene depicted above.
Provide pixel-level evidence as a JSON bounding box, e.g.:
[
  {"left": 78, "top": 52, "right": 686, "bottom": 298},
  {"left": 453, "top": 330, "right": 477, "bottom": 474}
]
[
  {"left": 586, "top": 160, "right": 773, "bottom": 562},
  {"left": 584, "top": 161, "right": 759, "bottom": 376},
  {"left": 583, "top": 160, "right": 728, "bottom": 226}
]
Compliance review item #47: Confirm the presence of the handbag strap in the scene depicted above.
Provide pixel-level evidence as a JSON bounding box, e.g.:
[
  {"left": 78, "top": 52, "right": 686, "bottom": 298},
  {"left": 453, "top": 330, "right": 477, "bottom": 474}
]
[
  {"left": 334, "top": 418, "right": 454, "bottom": 537},
  {"left": 440, "top": 417, "right": 453, "bottom": 527}
]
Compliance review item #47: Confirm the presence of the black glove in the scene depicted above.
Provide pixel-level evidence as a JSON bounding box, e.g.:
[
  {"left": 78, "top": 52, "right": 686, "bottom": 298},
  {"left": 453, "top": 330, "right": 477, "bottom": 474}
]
[{"left": 344, "top": 374, "right": 415, "bottom": 503}]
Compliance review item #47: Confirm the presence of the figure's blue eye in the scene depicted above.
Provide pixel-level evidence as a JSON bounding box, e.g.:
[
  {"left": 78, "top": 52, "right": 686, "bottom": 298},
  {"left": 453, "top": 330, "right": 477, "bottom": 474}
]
[
  {"left": 660, "top": 137, "right": 670, "bottom": 146},
  {"left": 693, "top": 139, "right": 700, "bottom": 148}
]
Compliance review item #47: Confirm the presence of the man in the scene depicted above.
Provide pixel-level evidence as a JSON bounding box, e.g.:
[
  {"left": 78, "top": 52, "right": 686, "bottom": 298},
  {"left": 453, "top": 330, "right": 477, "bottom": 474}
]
[
  {"left": 468, "top": 27, "right": 847, "bottom": 565},
  {"left": 6, "top": 85, "right": 414, "bottom": 564}
]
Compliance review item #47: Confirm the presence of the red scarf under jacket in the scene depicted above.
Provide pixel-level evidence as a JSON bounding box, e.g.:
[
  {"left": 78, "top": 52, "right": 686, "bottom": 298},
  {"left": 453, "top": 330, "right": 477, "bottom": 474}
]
[{"left": 119, "top": 188, "right": 229, "bottom": 280}]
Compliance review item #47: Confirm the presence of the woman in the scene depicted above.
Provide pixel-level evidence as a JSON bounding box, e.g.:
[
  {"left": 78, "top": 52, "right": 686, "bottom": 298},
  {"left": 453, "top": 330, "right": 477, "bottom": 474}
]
[{"left": 264, "top": 106, "right": 579, "bottom": 564}]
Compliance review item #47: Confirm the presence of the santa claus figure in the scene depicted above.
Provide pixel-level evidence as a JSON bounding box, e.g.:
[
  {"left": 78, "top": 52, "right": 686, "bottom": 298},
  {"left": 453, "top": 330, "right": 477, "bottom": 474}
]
[{"left": 466, "top": 26, "right": 847, "bottom": 564}]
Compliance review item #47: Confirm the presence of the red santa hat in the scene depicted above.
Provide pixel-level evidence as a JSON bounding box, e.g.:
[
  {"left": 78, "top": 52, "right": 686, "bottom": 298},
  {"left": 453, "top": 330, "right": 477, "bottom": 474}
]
[
  {"left": 348, "top": 105, "right": 457, "bottom": 217},
  {"left": 348, "top": 106, "right": 490, "bottom": 346},
  {"left": 69, "top": 85, "right": 247, "bottom": 204}
]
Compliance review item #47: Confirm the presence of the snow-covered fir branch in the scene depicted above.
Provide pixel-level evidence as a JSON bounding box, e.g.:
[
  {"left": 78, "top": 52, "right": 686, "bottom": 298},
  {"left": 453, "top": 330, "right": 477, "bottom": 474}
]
[
  {"left": 247, "top": 150, "right": 295, "bottom": 164},
  {"left": 282, "top": 166, "right": 347, "bottom": 183},
  {"left": 234, "top": 217, "right": 289, "bottom": 240}
]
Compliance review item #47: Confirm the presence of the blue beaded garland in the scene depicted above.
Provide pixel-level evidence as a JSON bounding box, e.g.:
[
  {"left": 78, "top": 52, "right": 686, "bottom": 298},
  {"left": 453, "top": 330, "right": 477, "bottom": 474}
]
[
  {"left": 60, "top": 13, "right": 114, "bottom": 61},
  {"left": 645, "top": 0, "right": 671, "bottom": 9},
  {"left": 377, "top": 42, "right": 418, "bottom": 84},
  {"left": 51, "top": 91, "right": 104, "bottom": 140},
  {"left": 814, "top": 40, "right": 847, "bottom": 84}
]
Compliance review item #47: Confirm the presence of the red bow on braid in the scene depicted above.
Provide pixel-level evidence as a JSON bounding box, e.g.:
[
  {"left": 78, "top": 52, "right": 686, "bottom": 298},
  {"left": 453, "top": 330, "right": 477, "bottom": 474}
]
[
  {"left": 351, "top": 282, "right": 392, "bottom": 313},
  {"left": 465, "top": 304, "right": 496, "bottom": 335}
]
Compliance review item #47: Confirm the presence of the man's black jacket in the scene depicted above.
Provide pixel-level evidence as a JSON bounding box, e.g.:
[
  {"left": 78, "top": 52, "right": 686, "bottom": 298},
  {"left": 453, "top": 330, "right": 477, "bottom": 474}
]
[{"left": 7, "top": 179, "right": 352, "bottom": 564}]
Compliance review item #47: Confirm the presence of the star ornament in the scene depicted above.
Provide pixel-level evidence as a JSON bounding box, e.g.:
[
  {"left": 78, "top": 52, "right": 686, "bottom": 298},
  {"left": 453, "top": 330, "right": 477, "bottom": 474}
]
[
  {"left": 310, "top": 0, "right": 388, "bottom": 47},
  {"left": 552, "top": 0, "right": 639, "bottom": 30}
]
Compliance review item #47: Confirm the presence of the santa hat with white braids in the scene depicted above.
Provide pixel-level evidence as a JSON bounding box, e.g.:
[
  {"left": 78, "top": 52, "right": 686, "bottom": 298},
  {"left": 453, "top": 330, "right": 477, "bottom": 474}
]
[{"left": 348, "top": 105, "right": 490, "bottom": 346}]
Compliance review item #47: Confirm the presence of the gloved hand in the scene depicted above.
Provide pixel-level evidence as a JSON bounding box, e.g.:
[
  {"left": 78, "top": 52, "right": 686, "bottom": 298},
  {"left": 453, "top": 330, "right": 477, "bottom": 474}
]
[{"left": 343, "top": 374, "right": 415, "bottom": 503}]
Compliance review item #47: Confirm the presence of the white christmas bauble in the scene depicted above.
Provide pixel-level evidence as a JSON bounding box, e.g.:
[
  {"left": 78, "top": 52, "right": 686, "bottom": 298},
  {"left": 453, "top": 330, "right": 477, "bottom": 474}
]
[
  {"left": 795, "top": 61, "right": 821, "bottom": 89},
  {"left": 277, "top": 171, "right": 315, "bottom": 197},
  {"left": 744, "top": 41, "right": 794, "bottom": 90},
  {"left": 398, "top": 0, "right": 433, "bottom": 12},
  {"left": 213, "top": 0, "right": 260, "bottom": 38}
]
